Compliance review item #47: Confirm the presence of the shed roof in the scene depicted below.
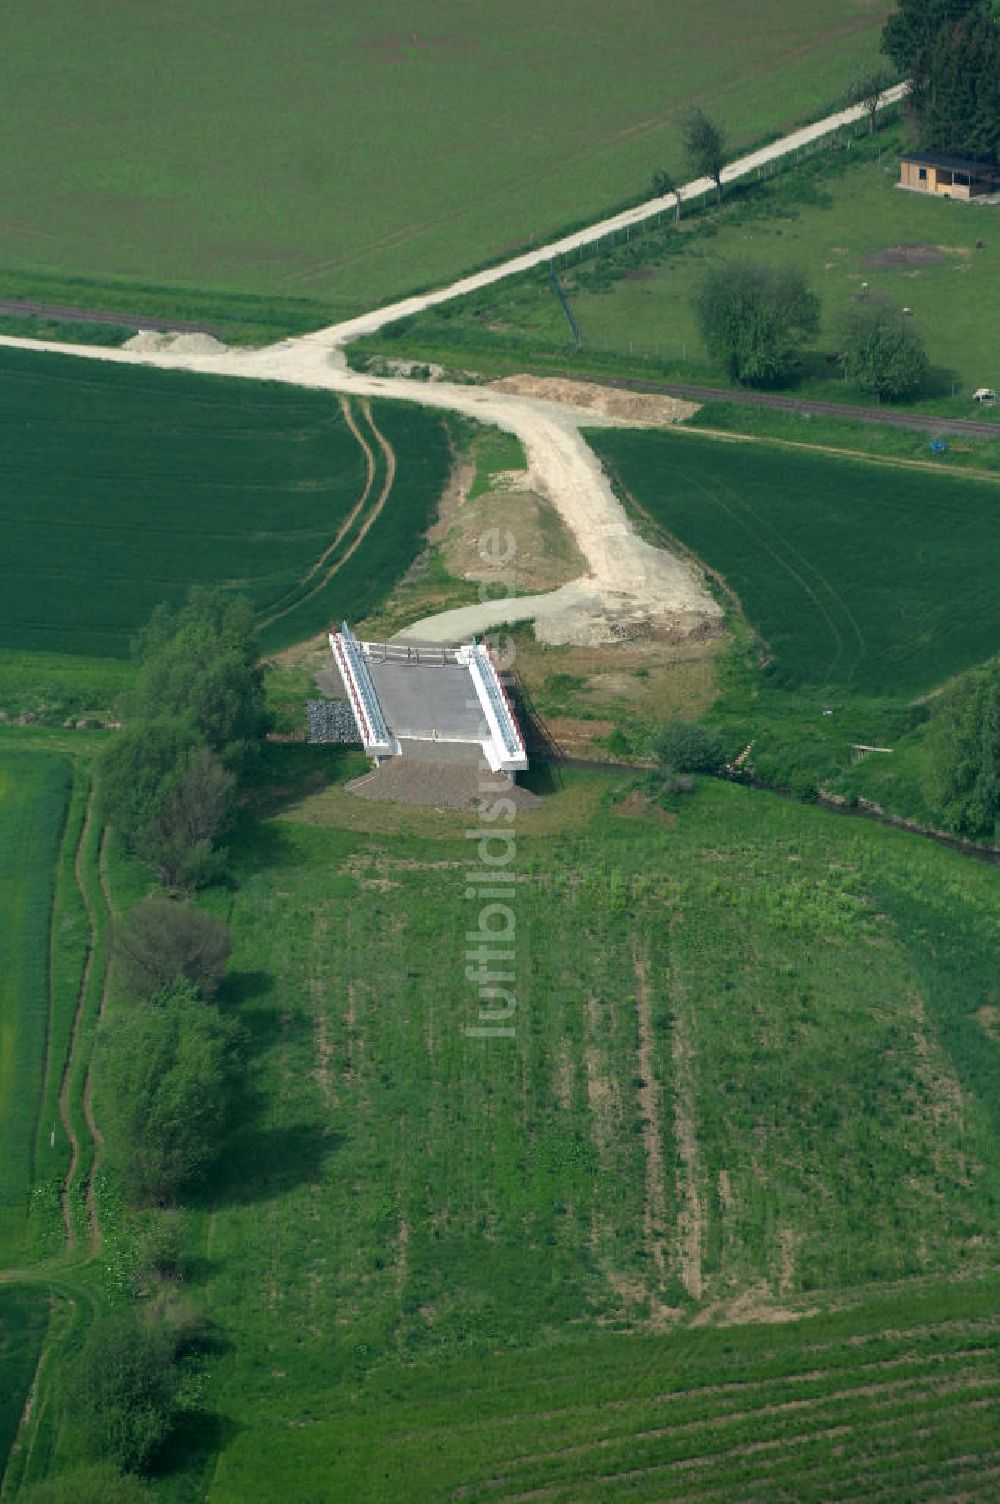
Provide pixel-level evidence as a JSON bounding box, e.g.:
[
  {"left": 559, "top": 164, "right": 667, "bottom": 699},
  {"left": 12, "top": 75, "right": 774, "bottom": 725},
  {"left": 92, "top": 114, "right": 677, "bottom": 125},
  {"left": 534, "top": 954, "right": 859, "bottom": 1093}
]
[{"left": 900, "top": 149, "right": 1000, "bottom": 178}]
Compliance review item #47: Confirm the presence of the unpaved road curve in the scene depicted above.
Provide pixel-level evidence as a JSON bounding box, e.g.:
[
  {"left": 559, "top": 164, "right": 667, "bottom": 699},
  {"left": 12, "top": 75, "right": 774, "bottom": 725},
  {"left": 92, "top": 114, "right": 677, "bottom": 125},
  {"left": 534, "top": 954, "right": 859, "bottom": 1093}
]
[
  {"left": 0, "top": 333, "right": 720, "bottom": 643},
  {"left": 0, "top": 88, "right": 906, "bottom": 643}
]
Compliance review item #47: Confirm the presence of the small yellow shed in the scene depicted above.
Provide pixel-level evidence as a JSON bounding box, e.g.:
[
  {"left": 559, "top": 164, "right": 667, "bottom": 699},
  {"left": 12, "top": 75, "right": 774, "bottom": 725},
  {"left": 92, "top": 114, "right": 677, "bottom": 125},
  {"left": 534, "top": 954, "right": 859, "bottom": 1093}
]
[{"left": 899, "top": 151, "right": 999, "bottom": 200}]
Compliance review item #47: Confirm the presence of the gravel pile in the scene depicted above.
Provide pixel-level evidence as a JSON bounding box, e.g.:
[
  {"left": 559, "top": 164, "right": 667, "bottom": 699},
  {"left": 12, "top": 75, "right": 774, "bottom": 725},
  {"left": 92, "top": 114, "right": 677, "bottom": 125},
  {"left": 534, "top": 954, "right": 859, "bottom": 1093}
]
[
  {"left": 306, "top": 699, "right": 360, "bottom": 744},
  {"left": 124, "top": 331, "right": 228, "bottom": 354}
]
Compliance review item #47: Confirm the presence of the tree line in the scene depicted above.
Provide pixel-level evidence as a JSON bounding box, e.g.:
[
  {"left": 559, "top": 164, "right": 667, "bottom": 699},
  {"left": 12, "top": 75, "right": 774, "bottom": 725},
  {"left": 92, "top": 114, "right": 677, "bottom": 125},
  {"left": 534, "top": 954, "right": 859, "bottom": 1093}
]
[{"left": 24, "top": 591, "right": 269, "bottom": 1501}]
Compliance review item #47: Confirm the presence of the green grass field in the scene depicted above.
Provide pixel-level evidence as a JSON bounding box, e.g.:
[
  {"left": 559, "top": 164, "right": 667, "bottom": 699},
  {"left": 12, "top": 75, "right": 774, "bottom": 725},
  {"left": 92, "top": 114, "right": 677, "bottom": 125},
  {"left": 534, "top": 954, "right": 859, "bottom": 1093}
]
[
  {"left": 125, "top": 764, "right": 1000, "bottom": 1498},
  {"left": 0, "top": 1285, "right": 51, "bottom": 1482},
  {"left": 0, "top": 751, "right": 71, "bottom": 1259},
  {"left": 356, "top": 123, "right": 1000, "bottom": 412},
  {"left": 0, "top": 348, "right": 449, "bottom": 660},
  {"left": 590, "top": 428, "right": 1000, "bottom": 696},
  {"left": 211, "top": 1278, "right": 1000, "bottom": 1502},
  {"left": 0, "top": 3, "right": 889, "bottom": 317}
]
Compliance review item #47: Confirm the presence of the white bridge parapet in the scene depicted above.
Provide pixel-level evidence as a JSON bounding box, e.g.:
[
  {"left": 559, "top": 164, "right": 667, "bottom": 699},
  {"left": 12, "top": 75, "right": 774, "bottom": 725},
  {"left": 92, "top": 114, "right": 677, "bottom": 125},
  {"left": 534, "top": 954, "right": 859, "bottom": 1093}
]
[
  {"left": 330, "top": 624, "right": 395, "bottom": 756},
  {"left": 462, "top": 643, "right": 528, "bottom": 772}
]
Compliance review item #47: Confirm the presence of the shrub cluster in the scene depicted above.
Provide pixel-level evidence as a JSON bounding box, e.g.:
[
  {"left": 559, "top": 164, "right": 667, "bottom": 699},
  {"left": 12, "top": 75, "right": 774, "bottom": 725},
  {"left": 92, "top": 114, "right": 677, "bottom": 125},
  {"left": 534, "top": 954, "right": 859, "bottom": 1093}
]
[
  {"left": 98, "top": 587, "right": 269, "bottom": 889},
  {"left": 922, "top": 657, "right": 1000, "bottom": 840}
]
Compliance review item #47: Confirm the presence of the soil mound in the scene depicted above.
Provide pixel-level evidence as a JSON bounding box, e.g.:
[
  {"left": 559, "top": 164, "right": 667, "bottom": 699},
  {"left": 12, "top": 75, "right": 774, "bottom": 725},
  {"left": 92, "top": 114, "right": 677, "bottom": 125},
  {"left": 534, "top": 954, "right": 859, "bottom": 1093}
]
[{"left": 124, "top": 330, "right": 227, "bottom": 354}]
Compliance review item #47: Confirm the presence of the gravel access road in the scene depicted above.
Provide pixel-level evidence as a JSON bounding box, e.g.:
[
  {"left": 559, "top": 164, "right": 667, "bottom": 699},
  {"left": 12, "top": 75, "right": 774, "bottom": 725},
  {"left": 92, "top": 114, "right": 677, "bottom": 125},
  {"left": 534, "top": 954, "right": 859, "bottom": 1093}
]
[{"left": 0, "top": 86, "right": 907, "bottom": 645}]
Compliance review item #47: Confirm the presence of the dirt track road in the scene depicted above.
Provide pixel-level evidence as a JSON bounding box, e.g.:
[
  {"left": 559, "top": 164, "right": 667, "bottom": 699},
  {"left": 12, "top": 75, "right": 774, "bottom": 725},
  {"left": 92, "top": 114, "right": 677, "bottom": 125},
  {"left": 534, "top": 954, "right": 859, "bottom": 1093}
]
[
  {"left": 302, "top": 85, "right": 908, "bottom": 345},
  {"left": 0, "top": 87, "right": 907, "bottom": 645}
]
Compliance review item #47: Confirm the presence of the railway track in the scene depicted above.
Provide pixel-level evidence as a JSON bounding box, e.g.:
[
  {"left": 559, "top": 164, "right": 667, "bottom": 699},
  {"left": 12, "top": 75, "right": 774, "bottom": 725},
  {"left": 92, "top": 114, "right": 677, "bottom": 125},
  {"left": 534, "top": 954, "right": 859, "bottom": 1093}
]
[{"left": 595, "top": 376, "right": 1000, "bottom": 439}]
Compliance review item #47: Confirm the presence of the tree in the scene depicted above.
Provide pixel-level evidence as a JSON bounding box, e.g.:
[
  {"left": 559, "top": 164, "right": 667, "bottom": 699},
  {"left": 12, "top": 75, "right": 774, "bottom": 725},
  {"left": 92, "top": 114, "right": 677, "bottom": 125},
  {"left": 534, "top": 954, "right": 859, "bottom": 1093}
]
[
  {"left": 849, "top": 66, "right": 896, "bottom": 133},
  {"left": 98, "top": 722, "right": 234, "bottom": 888},
  {"left": 98, "top": 726, "right": 234, "bottom": 889},
  {"left": 132, "top": 586, "right": 268, "bottom": 765},
  {"left": 65, "top": 1313, "right": 179, "bottom": 1473},
  {"left": 694, "top": 260, "right": 820, "bottom": 386},
  {"left": 881, "top": 0, "right": 984, "bottom": 80},
  {"left": 115, "top": 893, "right": 231, "bottom": 1000},
  {"left": 922, "top": 658, "right": 1000, "bottom": 840},
  {"left": 837, "top": 296, "right": 930, "bottom": 400},
  {"left": 681, "top": 108, "right": 726, "bottom": 202},
  {"left": 147, "top": 743, "right": 236, "bottom": 889},
  {"left": 17, "top": 1464, "right": 151, "bottom": 1504},
  {"left": 134, "top": 1208, "right": 187, "bottom": 1288},
  {"left": 881, "top": 0, "right": 999, "bottom": 145},
  {"left": 919, "top": 9, "right": 1000, "bottom": 159},
  {"left": 98, "top": 717, "right": 200, "bottom": 849},
  {"left": 651, "top": 167, "right": 682, "bottom": 221},
  {"left": 653, "top": 720, "right": 725, "bottom": 775},
  {"left": 98, "top": 983, "right": 237, "bottom": 1205}
]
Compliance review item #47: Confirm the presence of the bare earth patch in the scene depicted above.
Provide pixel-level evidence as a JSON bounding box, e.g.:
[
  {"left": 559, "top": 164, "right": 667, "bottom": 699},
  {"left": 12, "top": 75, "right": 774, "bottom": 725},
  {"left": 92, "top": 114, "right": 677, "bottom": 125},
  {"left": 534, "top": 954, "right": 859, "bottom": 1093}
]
[
  {"left": 975, "top": 1005, "right": 1000, "bottom": 1041},
  {"left": 439, "top": 481, "right": 586, "bottom": 594},
  {"left": 491, "top": 373, "right": 700, "bottom": 426},
  {"left": 613, "top": 791, "right": 677, "bottom": 826},
  {"left": 865, "top": 243, "right": 947, "bottom": 270}
]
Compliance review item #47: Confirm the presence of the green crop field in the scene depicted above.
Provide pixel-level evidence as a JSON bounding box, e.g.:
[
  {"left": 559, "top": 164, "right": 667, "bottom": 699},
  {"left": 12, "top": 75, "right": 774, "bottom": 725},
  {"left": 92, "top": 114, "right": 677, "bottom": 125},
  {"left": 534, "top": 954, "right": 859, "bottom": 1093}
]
[
  {"left": 0, "top": 347, "right": 449, "bottom": 659},
  {"left": 0, "top": 751, "right": 71, "bottom": 1260},
  {"left": 212, "top": 1279, "right": 1000, "bottom": 1502},
  {"left": 0, "top": 1285, "right": 51, "bottom": 1480},
  {"left": 118, "top": 763, "right": 1000, "bottom": 1498},
  {"left": 0, "top": 2, "right": 889, "bottom": 319},
  {"left": 358, "top": 124, "right": 1000, "bottom": 412},
  {"left": 590, "top": 428, "right": 1000, "bottom": 695}
]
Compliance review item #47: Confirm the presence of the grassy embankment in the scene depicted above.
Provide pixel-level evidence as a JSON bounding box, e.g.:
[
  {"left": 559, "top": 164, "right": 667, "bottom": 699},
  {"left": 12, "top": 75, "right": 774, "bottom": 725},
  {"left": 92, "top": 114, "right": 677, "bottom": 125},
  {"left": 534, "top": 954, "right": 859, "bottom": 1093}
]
[
  {"left": 0, "top": 347, "right": 450, "bottom": 723},
  {"left": 0, "top": 2, "right": 888, "bottom": 324},
  {"left": 119, "top": 758, "right": 1000, "bottom": 1500},
  {"left": 352, "top": 120, "right": 1000, "bottom": 435}
]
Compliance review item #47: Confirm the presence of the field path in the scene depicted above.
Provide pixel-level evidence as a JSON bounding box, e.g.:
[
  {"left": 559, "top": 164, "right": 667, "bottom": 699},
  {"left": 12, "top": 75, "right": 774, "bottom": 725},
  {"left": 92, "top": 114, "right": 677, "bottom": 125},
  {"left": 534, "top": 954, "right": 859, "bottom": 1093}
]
[
  {"left": 259, "top": 399, "right": 398, "bottom": 631},
  {"left": 81, "top": 833, "right": 113, "bottom": 1254},
  {"left": 56, "top": 785, "right": 100, "bottom": 1250},
  {"left": 0, "top": 88, "right": 905, "bottom": 645},
  {"left": 297, "top": 86, "right": 908, "bottom": 346},
  {"left": 256, "top": 395, "right": 377, "bottom": 629}
]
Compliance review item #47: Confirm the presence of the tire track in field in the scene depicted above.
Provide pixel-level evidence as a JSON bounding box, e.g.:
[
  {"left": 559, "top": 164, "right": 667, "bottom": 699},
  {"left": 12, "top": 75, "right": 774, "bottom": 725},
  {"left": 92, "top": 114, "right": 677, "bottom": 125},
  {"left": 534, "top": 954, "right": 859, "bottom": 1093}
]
[
  {"left": 664, "top": 944, "right": 704, "bottom": 1303},
  {"left": 631, "top": 937, "right": 670, "bottom": 1291},
  {"left": 483, "top": 1370, "right": 1000, "bottom": 1484},
  {"left": 488, "top": 1393, "right": 991, "bottom": 1503},
  {"left": 684, "top": 471, "right": 851, "bottom": 682},
  {"left": 82, "top": 832, "right": 113, "bottom": 1254},
  {"left": 257, "top": 395, "right": 376, "bottom": 630},
  {"left": 258, "top": 399, "right": 397, "bottom": 632},
  {"left": 709, "top": 469, "right": 869, "bottom": 684},
  {"left": 56, "top": 785, "right": 99, "bottom": 1250}
]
